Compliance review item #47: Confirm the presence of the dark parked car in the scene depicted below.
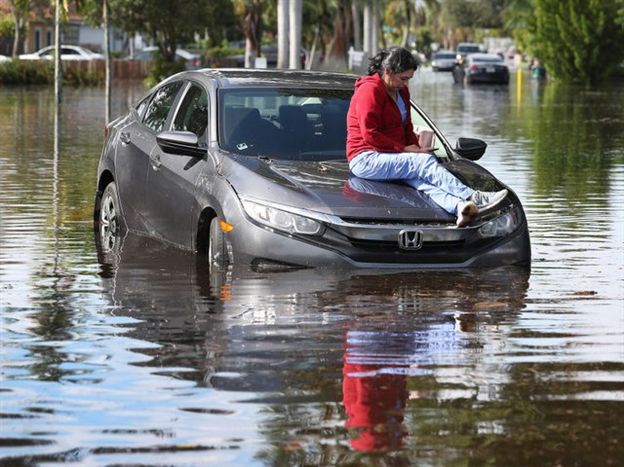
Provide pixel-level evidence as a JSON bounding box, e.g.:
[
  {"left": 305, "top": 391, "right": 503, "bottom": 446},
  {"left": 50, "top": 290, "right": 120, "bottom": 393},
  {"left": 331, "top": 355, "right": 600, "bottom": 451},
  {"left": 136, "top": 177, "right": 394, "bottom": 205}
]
[
  {"left": 453, "top": 53, "right": 510, "bottom": 85},
  {"left": 94, "top": 69, "right": 530, "bottom": 269}
]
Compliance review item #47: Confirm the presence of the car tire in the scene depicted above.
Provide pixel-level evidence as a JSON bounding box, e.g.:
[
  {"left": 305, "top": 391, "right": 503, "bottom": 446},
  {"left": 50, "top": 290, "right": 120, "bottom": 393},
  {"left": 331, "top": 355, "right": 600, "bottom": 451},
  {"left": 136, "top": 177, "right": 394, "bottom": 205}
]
[
  {"left": 208, "top": 217, "right": 229, "bottom": 271},
  {"left": 97, "top": 182, "right": 125, "bottom": 254}
]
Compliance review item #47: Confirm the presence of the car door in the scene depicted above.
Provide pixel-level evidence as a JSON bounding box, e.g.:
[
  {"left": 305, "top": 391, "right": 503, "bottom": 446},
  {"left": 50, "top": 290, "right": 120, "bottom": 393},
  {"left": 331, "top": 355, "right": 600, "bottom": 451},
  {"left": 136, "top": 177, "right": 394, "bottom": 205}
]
[
  {"left": 115, "top": 81, "right": 184, "bottom": 232},
  {"left": 145, "top": 82, "right": 210, "bottom": 248}
]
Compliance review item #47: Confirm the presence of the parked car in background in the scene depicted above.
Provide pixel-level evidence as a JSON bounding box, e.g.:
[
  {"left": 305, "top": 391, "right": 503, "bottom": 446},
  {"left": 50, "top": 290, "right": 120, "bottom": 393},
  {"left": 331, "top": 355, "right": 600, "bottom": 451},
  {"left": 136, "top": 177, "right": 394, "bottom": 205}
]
[
  {"left": 19, "top": 45, "right": 104, "bottom": 61},
  {"left": 453, "top": 53, "right": 510, "bottom": 85},
  {"left": 455, "top": 42, "right": 481, "bottom": 61},
  {"left": 130, "top": 46, "right": 201, "bottom": 69},
  {"left": 227, "top": 44, "right": 307, "bottom": 68},
  {"left": 431, "top": 50, "right": 457, "bottom": 71},
  {"left": 94, "top": 69, "right": 530, "bottom": 270},
  {"left": 0, "top": 54, "right": 10, "bottom": 62}
]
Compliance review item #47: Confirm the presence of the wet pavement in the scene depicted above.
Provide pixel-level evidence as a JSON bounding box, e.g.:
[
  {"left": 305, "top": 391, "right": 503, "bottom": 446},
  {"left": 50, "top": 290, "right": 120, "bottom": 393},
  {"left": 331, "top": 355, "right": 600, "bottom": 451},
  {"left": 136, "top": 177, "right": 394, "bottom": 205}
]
[{"left": 1, "top": 71, "right": 623, "bottom": 465}]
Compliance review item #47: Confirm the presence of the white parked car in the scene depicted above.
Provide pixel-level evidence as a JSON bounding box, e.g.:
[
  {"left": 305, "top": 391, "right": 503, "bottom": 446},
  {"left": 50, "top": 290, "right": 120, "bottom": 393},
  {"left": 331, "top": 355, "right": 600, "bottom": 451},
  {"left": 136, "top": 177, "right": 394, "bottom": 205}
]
[
  {"left": 0, "top": 54, "right": 10, "bottom": 62},
  {"left": 19, "top": 45, "right": 104, "bottom": 61},
  {"left": 431, "top": 50, "right": 457, "bottom": 72}
]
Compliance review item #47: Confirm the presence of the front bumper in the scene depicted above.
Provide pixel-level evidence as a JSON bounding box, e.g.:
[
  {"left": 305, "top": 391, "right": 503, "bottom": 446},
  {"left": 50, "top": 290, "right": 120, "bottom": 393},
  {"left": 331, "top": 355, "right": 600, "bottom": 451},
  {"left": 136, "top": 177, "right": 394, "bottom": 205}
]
[{"left": 222, "top": 201, "right": 531, "bottom": 269}]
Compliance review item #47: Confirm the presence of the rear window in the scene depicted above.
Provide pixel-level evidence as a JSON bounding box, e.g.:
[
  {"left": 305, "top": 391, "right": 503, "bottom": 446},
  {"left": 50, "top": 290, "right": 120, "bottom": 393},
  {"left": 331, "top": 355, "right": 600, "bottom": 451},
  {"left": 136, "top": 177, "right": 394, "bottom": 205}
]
[
  {"left": 218, "top": 87, "right": 352, "bottom": 161},
  {"left": 435, "top": 52, "right": 456, "bottom": 59},
  {"left": 458, "top": 45, "right": 480, "bottom": 53},
  {"left": 473, "top": 57, "right": 504, "bottom": 64}
]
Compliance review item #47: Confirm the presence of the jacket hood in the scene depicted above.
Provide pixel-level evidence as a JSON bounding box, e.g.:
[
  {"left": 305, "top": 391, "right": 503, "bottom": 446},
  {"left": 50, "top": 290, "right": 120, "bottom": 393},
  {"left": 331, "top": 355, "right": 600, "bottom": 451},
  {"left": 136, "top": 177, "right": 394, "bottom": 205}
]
[
  {"left": 354, "top": 73, "right": 383, "bottom": 91},
  {"left": 221, "top": 154, "right": 454, "bottom": 222}
]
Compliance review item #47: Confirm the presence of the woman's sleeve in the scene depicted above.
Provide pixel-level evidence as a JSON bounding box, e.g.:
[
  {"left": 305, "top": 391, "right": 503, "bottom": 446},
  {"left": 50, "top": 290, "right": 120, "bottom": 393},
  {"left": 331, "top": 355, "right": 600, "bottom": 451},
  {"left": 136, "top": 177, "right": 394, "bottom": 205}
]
[{"left": 355, "top": 85, "right": 406, "bottom": 153}]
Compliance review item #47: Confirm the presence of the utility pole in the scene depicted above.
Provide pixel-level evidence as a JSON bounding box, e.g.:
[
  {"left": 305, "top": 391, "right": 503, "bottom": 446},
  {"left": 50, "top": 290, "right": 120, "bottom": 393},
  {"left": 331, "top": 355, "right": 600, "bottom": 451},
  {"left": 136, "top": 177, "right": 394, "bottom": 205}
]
[{"left": 103, "top": 0, "right": 111, "bottom": 124}]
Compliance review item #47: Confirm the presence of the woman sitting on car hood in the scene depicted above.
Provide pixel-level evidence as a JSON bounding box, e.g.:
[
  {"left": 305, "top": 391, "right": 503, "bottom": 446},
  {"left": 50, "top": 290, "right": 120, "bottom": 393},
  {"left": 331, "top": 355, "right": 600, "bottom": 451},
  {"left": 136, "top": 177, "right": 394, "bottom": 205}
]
[{"left": 346, "top": 46, "right": 507, "bottom": 227}]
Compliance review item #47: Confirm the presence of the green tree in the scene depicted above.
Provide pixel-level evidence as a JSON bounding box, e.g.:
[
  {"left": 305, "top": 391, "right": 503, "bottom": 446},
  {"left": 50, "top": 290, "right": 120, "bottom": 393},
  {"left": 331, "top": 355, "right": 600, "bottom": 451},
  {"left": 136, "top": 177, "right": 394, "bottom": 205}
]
[
  {"left": 526, "top": 0, "right": 624, "bottom": 84},
  {"left": 107, "top": 0, "right": 210, "bottom": 62},
  {"left": 7, "top": 0, "right": 29, "bottom": 57}
]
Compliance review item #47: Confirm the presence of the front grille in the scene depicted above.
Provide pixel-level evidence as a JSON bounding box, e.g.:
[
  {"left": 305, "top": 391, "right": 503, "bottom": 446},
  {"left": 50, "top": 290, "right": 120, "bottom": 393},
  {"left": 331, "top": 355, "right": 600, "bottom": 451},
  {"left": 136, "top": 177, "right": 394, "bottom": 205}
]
[
  {"left": 339, "top": 217, "right": 453, "bottom": 227},
  {"left": 349, "top": 238, "right": 465, "bottom": 252}
]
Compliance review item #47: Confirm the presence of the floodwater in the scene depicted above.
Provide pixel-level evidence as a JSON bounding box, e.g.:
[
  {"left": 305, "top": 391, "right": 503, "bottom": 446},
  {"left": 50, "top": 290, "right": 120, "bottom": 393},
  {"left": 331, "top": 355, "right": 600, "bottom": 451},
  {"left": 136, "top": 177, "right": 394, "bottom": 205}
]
[{"left": 1, "top": 71, "right": 623, "bottom": 466}]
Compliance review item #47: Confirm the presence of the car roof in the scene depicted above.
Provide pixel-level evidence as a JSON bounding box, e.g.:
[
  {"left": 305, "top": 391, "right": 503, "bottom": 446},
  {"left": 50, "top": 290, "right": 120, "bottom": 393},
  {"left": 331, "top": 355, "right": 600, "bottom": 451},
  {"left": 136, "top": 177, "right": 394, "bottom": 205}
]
[{"left": 179, "top": 68, "right": 358, "bottom": 89}]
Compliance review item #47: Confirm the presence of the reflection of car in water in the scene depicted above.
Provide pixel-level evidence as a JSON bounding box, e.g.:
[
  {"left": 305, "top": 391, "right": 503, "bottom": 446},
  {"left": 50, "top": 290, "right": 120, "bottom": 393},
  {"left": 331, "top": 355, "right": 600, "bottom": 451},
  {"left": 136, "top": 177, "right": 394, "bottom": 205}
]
[
  {"left": 94, "top": 69, "right": 529, "bottom": 270},
  {"left": 95, "top": 231, "right": 530, "bottom": 455}
]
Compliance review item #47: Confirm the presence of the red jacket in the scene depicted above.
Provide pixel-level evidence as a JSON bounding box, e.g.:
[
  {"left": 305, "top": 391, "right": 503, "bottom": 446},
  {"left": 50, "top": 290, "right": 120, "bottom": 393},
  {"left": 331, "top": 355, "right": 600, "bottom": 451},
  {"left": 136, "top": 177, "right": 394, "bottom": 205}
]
[{"left": 346, "top": 73, "right": 419, "bottom": 162}]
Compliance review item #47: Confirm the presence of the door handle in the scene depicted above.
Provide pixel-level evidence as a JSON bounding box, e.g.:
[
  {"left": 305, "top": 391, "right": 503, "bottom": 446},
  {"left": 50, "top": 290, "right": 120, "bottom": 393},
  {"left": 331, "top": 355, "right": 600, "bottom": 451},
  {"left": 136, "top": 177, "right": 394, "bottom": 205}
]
[
  {"left": 150, "top": 153, "right": 161, "bottom": 170},
  {"left": 120, "top": 131, "right": 131, "bottom": 144}
]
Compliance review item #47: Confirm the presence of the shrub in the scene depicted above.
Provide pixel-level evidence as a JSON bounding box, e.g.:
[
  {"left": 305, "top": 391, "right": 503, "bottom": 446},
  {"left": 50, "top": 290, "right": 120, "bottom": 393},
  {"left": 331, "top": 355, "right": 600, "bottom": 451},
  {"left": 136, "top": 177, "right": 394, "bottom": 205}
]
[
  {"left": 0, "top": 60, "right": 54, "bottom": 84},
  {"left": 144, "top": 53, "right": 186, "bottom": 88},
  {"left": 0, "top": 59, "right": 104, "bottom": 85}
]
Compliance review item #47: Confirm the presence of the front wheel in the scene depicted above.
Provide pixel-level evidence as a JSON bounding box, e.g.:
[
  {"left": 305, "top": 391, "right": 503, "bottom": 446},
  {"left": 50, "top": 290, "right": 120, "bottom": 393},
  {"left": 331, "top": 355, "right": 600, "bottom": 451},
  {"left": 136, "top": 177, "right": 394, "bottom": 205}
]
[
  {"left": 97, "top": 182, "right": 125, "bottom": 253},
  {"left": 208, "top": 217, "right": 230, "bottom": 271}
]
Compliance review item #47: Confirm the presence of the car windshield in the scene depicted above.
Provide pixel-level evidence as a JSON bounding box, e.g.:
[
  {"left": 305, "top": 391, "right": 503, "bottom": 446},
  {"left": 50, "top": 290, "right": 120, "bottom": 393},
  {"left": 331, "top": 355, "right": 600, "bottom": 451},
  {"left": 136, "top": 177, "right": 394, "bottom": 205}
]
[
  {"left": 218, "top": 87, "right": 352, "bottom": 161},
  {"left": 435, "top": 52, "right": 456, "bottom": 59}
]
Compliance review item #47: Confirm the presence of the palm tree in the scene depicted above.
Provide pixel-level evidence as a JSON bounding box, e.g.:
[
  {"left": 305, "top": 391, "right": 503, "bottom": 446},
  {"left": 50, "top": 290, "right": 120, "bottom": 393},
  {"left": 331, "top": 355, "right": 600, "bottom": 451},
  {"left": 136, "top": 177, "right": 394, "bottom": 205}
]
[
  {"left": 277, "top": 0, "right": 289, "bottom": 68},
  {"left": 8, "top": 0, "right": 29, "bottom": 57},
  {"left": 289, "top": 0, "right": 302, "bottom": 69}
]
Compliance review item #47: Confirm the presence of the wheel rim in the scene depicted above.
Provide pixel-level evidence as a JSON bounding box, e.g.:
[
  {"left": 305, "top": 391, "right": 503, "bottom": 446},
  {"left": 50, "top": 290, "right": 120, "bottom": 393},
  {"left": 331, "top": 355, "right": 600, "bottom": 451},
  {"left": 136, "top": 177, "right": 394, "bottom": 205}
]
[{"left": 99, "top": 192, "right": 118, "bottom": 252}]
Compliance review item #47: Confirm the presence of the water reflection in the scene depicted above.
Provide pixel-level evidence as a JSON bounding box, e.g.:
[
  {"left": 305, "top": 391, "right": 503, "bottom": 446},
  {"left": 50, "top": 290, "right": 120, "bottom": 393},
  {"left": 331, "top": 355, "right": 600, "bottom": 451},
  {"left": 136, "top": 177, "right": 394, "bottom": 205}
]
[
  {"left": 93, "top": 232, "right": 532, "bottom": 462},
  {"left": 1, "top": 78, "right": 623, "bottom": 465},
  {"left": 517, "top": 81, "right": 624, "bottom": 196}
]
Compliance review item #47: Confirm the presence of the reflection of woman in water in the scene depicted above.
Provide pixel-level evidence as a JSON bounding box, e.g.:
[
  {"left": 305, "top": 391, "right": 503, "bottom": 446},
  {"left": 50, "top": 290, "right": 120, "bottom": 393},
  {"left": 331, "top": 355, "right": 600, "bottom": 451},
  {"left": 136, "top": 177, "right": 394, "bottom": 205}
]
[
  {"left": 342, "top": 324, "right": 466, "bottom": 452},
  {"left": 346, "top": 46, "right": 508, "bottom": 227}
]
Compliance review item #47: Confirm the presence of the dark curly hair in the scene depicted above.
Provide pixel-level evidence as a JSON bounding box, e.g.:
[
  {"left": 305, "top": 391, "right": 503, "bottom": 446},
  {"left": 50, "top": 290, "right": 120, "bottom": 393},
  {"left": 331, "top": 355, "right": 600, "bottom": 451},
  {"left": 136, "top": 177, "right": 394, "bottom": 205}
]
[{"left": 367, "top": 47, "right": 419, "bottom": 76}]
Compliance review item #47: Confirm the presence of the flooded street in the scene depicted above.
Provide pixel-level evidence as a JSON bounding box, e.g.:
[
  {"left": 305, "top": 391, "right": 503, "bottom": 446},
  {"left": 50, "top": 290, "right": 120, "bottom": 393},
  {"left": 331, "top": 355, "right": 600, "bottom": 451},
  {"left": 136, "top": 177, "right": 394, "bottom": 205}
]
[{"left": 1, "top": 71, "right": 623, "bottom": 465}]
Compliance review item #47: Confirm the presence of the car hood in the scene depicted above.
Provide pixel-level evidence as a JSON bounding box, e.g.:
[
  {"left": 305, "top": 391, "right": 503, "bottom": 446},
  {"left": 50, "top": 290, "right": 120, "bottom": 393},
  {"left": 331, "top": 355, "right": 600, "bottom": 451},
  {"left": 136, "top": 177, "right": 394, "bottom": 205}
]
[{"left": 221, "top": 155, "right": 454, "bottom": 222}]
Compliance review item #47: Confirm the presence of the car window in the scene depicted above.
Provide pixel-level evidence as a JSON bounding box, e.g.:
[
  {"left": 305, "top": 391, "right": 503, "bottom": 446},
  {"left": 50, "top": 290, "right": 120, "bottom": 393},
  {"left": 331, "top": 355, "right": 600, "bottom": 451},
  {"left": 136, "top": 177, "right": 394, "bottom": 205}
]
[
  {"left": 410, "top": 106, "right": 447, "bottom": 158},
  {"left": 135, "top": 95, "right": 151, "bottom": 120},
  {"left": 218, "top": 88, "right": 352, "bottom": 161},
  {"left": 171, "top": 84, "right": 209, "bottom": 140},
  {"left": 473, "top": 57, "right": 503, "bottom": 64},
  {"left": 62, "top": 48, "right": 80, "bottom": 55},
  {"left": 142, "top": 81, "right": 184, "bottom": 132}
]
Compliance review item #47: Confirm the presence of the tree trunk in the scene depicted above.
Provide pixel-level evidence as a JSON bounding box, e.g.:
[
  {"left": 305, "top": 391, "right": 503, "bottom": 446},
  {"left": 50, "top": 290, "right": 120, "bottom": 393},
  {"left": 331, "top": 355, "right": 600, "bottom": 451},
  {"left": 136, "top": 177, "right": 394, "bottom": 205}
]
[
  {"left": 352, "top": 0, "right": 361, "bottom": 50},
  {"left": 54, "top": 0, "right": 62, "bottom": 106},
  {"left": 363, "top": 1, "right": 371, "bottom": 54},
  {"left": 402, "top": 0, "right": 411, "bottom": 48},
  {"left": 371, "top": 0, "right": 379, "bottom": 55},
  {"left": 277, "top": 0, "right": 289, "bottom": 69},
  {"left": 288, "top": 0, "right": 302, "bottom": 69},
  {"left": 103, "top": 0, "right": 111, "bottom": 124},
  {"left": 243, "top": 2, "right": 262, "bottom": 68},
  {"left": 326, "top": 0, "right": 351, "bottom": 69}
]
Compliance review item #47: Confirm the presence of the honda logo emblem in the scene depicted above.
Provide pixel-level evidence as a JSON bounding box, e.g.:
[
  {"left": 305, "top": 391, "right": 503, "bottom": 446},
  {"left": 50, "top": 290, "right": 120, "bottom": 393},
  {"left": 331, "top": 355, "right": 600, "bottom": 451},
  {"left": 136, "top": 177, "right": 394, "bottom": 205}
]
[{"left": 398, "top": 230, "right": 423, "bottom": 250}]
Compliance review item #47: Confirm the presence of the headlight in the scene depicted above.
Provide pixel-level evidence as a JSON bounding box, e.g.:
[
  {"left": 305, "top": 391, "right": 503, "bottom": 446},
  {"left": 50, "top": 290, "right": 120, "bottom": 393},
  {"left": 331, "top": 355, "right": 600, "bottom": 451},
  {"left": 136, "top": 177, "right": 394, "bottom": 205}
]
[
  {"left": 478, "top": 208, "right": 521, "bottom": 238},
  {"left": 241, "top": 200, "right": 323, "bottom": 235}
]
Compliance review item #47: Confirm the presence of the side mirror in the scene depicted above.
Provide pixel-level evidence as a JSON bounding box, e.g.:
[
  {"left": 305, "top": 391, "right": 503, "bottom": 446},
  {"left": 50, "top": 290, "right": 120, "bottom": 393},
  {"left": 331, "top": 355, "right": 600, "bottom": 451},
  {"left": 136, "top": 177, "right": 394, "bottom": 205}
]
[
  {"left": 455, "top": 137, "right": 487, "bottom": 161},
  {"left": 156, "top": 131, "right": 205, "bottom": 157}
]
